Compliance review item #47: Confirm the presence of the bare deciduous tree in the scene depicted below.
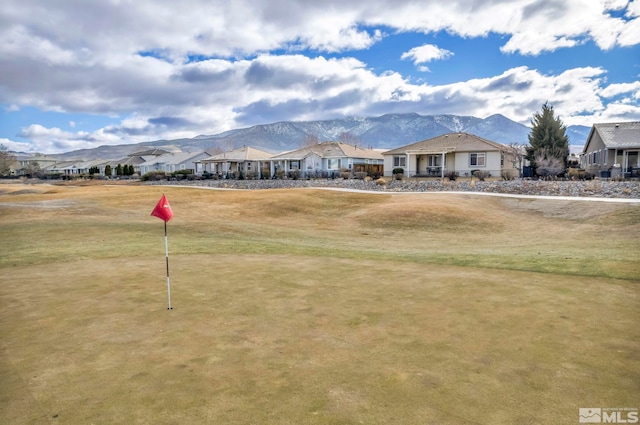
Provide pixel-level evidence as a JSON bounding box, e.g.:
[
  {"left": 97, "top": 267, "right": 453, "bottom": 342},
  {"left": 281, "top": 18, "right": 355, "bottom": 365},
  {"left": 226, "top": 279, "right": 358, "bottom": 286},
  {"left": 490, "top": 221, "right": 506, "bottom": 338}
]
[
  {"left": 504, "top": 143, "right": 526, "bottom": 176},
  {"left": 0, "top": 144, "right": 17, "bottom": 176},
  {"left": 300, "top": 134, "right": 320, "bottom": 147},
  {"left": 337, "top": 132, "right": 363, "bottom": 148}
]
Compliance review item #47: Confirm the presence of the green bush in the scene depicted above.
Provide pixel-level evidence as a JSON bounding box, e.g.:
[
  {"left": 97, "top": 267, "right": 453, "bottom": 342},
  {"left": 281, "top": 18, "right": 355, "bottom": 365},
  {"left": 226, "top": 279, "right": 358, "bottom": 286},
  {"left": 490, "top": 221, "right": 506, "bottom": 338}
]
[
  {"left": 141, "top": 171, "right": 167, "bottom": 181},
  {"left": 392, "top": 167, "right": 404, "bottom": 175}
]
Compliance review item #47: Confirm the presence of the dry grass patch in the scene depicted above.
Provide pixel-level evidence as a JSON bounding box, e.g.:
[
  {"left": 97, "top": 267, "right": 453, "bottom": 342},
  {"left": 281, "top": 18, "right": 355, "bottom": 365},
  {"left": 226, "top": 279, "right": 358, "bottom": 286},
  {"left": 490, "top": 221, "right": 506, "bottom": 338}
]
[{"left": 1, "top": 183, "right": 638, "bottom": 424}]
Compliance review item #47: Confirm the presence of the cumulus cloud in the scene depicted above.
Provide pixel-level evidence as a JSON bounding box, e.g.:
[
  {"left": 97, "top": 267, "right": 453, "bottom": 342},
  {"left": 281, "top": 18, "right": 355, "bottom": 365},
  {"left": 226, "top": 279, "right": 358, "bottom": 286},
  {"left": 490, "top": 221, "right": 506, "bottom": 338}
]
[
  {"left": 401, "top": 44, "right": 453, "bottom": 67},
  {"left": 0, "top": 0, "right": 638, "bottom": 152}
]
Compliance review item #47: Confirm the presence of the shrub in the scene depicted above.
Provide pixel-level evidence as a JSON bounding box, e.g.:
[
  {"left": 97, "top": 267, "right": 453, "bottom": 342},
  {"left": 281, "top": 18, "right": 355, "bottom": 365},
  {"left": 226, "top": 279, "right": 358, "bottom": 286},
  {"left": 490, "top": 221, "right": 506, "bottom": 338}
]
[
  {"left": 141, "top": 171, "right": 167, "bottom": 181},
  {"left": 288, "top": 169, "right": 300, "bottom": 180},
  {"left": 392, "top": 167, "right": 404, "bottom": 175},
  {"left": 445, "top": 171, "right": 458, "bottom": 181},
  {"left": 567, "top": 168, "right": 595, "bottom": 181},
  {"left": 375, "top": 177, "right": 387, "bottom": 185},
  {"left": 472, "top": 170, "right": 491, "bottom": 181},
  {"left": 354, "top": 172, "right": 367, "bottom": 180},
  {"left": 502, "top": 169, "right": 518, "bottom": 180}
]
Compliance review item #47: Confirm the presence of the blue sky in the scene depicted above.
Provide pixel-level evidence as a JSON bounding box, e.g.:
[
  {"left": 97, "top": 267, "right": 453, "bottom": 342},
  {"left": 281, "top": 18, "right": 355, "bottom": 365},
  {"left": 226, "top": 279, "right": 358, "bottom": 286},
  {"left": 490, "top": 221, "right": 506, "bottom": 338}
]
[{"left": 1, "top": 0, "right": 639, "bottom": 153}]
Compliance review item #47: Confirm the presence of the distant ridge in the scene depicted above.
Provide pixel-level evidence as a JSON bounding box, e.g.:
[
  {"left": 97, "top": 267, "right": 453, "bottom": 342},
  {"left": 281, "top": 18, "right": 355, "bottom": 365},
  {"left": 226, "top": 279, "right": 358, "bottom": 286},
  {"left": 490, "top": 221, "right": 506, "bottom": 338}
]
[{"left": 52, "top": 113, "right": 591, "bottom": 160}]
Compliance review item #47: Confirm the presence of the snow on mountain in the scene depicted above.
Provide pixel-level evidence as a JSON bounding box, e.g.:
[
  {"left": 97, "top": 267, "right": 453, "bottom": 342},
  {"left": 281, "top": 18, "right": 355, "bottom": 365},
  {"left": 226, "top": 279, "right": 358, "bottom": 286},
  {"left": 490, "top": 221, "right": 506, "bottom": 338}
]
[{"left": 53, "top": 113, "right": 592, "bottom": 160}]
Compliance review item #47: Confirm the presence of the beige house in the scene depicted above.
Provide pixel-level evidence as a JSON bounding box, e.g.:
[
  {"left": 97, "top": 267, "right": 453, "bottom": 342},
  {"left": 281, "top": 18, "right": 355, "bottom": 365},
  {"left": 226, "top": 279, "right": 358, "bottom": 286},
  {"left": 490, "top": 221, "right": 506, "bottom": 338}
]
[
  {"left": 198, "top": 146, "right": 274, "bottom": 178},
  {"left": 580, "top": 122, "right": 640, "bottom": 178},
  {"left": 138, "top": 151, "right": 211, "bottom": 175},
  {"left": 382, "top": 133, "right": 516, "bottom": 178},
  {"left": 267, "top": 142, "right": 384, "bottom": 179}
]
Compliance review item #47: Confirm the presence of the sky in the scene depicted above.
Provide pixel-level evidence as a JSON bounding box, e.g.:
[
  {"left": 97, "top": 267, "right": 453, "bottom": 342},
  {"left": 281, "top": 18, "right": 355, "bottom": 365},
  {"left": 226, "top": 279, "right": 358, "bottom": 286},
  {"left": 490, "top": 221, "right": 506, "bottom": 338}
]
[{"left": 1, "top": 0, "right": 639, "bottom": 154}]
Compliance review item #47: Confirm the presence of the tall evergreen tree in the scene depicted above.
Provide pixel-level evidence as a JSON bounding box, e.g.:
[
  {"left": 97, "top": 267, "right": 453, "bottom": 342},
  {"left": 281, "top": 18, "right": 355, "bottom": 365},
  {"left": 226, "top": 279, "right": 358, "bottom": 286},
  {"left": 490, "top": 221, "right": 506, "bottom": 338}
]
[{"left": 526, "top": 103, "right": 570, "bottom": 173}]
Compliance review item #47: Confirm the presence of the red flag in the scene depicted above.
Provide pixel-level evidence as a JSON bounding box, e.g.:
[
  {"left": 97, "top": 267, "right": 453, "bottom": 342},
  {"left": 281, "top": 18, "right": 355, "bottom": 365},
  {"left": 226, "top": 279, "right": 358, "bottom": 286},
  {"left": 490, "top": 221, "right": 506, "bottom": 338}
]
[{"left": 151, "top": 194, "right": 173, "bottom": 222}]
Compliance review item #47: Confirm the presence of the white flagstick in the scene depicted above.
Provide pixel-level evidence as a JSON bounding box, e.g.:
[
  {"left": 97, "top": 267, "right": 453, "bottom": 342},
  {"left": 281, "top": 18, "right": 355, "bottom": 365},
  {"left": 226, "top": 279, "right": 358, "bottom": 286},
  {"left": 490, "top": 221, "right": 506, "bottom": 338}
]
[{"left": 165, "top": 221, "right": 172, "bottom": 310}]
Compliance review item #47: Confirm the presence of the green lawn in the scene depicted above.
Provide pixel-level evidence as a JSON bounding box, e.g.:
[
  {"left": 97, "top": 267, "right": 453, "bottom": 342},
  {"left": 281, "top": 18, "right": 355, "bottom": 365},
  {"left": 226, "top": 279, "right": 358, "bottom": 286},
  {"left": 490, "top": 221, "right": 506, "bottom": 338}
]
[{"left": 1, "top": 183, "right": 638, "bottom": 424}]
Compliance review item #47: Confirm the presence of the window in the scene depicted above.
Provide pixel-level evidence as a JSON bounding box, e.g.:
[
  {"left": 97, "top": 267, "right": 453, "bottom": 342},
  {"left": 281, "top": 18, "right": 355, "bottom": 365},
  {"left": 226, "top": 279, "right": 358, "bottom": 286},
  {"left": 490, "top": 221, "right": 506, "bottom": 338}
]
[
  {"left": 289, "top": 161, "right": 300, "bottom": 170},
  {"left": 427, "top": 155, "right": 441, "bottom": 167},
  {"left": 327, "top": 159, "right": 339, "bottom": 170},
  {"left": 393, "top": 156, "right": 406, "bottom": 167},
  {"left": 469, "top": 152, "right": 486, "bottom": 167}
]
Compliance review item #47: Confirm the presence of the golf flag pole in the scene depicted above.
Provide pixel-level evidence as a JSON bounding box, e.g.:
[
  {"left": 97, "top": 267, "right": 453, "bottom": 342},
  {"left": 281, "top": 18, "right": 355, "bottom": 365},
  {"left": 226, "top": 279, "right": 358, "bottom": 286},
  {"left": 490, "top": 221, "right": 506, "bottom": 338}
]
[{"left": 151, "top": 194, "right": 174, "bottom": 310}]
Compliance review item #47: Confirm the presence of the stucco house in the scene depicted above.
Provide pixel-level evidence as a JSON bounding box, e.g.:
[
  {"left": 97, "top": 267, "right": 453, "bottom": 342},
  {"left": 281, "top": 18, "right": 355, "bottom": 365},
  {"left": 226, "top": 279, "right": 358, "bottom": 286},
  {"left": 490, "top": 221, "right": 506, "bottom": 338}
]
[
  {"left": 43, "top": 159, "right": 108, "bottom": 177},
  {"left": 198, "top": 146, "right": 274, "bottom": 179},
  {"left": 103, "top": 149, "right": 170, "bottom": 177},
  {"left": 267, "top": 142, "right": 384, "bottom": 178},
  {"left": 138, "top": 151, "right": 211, "bottom": 175},
  {"left": 382, "top": 132, "right": 517, "bottom": 179},
  {"left": 579, "top": 122, "right": 640, "bottom": 178}
]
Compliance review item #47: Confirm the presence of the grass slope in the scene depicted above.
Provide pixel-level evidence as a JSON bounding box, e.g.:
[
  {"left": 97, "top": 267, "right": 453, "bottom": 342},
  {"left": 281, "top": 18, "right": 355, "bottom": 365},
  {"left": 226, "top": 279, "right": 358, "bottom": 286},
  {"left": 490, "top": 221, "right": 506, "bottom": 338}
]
[{"left": 1, "top": 183, "right": 638, "bottom": 424}]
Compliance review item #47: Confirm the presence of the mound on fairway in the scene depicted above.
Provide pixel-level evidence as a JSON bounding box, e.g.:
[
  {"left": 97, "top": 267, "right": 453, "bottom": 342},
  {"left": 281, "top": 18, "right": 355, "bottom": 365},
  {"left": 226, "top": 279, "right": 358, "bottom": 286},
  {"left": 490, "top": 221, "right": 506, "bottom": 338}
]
[{"left": 1, "top": 183, "right": 638, "bottom": 424}]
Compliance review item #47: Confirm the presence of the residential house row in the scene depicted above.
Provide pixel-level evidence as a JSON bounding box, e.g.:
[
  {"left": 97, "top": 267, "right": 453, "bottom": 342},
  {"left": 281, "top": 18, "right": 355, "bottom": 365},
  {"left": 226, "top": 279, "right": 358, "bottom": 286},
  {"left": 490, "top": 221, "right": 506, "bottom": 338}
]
[{"left": 10, "top": 122, "right": 640, "bottom": 180}]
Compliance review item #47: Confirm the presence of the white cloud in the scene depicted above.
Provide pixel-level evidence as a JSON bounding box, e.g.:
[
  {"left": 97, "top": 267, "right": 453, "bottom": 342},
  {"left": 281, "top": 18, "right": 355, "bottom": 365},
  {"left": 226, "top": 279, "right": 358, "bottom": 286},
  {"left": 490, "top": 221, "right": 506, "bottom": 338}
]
[
  {"left": 0, "top": 0, "right": 638, "bottom": 152},
  {"left": 10, "top": 59, "right": 638, "bottom": 153},
  {"left": 401, "top": 44, "right": 453, "bottom": 65},
  {"left": 0, "top": 137, "right": 34, "bottom": 153},
  {"left": 599, "top": 81, "right": 640, "bottom": 97}
]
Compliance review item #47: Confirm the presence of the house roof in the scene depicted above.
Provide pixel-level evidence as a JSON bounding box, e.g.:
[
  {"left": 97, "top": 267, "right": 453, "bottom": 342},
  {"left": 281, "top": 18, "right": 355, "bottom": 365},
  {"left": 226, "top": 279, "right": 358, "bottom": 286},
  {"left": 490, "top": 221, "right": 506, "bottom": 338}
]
[
  {"left": 271, "top": 142, "right": 383, "bottom": 160},
  {"left": 201, "top": 146, "right": 274, "bottom": 162},
  {"left": 129, "top": 148, "right": 171, "bottom": 157},
  {"left": 583, "top": 122, "right": 640, "bottom": 152},
  {"left": 383, "top": 132, "right": 506, "bottom": 155},
  {"left": 106, "top": 156, "right": 147, "bottom": 167},
  {"left": 139, "top": 151, "right": 207, "bottom": 166}
]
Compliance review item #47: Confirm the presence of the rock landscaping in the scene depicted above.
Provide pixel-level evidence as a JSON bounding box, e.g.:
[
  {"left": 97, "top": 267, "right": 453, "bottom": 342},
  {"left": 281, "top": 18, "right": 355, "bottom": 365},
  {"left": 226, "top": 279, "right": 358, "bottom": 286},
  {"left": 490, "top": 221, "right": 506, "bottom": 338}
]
[{"left": 148, "top": 178, "right": 640, "bottom": 199}]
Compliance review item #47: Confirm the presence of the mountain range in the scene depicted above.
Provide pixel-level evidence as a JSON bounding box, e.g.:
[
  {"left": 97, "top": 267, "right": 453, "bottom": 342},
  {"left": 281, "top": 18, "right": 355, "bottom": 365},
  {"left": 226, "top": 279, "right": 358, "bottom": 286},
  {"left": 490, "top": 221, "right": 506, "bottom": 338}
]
[{"left": 51, "top": 113, "right": 591, "bottom": 160}]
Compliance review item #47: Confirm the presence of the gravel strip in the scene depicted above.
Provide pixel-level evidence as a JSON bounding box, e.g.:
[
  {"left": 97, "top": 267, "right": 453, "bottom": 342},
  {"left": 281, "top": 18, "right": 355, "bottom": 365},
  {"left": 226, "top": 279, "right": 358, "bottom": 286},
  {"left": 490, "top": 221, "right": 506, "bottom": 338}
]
[{"left": 147, "top": 178, "right": 640, "bottom": 200}]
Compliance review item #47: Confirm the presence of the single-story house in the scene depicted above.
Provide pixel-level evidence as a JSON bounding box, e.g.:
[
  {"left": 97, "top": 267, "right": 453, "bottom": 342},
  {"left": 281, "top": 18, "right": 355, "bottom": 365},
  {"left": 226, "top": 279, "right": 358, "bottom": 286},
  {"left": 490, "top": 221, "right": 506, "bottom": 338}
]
[
  {"left": 198, "top": 146, "right": 274, "bottom": 179},
  {"left": 267, "top": 142, "right": 384, "bottom": 178},
  {"left": 44, "top": 159, "right": 109, "bottom": 177},
  {"left": 382, "top": 132, "right": 517, "bottom": 178},
  {"left": 104, "top": 149, "right": 170, "bottom": 177},
  {"left": 138, "top": 151, "right": 211, "bottom": 175},
  {"left": 580, "top": 122, "right": 640, "bottom": 178}
]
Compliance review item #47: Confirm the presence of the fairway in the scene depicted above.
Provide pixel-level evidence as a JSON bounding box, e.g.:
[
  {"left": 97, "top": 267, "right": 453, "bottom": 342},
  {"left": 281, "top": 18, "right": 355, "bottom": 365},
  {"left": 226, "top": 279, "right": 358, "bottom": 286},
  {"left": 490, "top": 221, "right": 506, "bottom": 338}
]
[{"left": 1, "top": 183, "right": 639, "bottom": 424}]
